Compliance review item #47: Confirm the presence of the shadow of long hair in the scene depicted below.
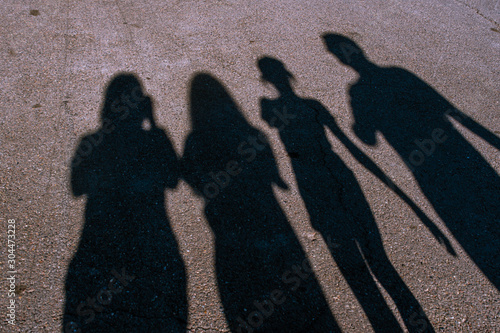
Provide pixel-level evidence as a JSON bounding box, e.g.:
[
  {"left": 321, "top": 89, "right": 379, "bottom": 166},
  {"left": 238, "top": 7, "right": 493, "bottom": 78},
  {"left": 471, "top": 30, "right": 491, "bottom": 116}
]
[{"left": 182, "top": 73, "right": 341, "bottom": 332}]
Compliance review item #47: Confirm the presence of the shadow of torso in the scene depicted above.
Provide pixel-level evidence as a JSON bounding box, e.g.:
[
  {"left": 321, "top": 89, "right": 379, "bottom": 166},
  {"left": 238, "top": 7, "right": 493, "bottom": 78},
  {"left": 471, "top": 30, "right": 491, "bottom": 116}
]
[
  {"left": 64, "top": 126, "right": 187, "bottom": 332},
  {"left": 351, "top": 66, "right": 500, "bottom": 288}
]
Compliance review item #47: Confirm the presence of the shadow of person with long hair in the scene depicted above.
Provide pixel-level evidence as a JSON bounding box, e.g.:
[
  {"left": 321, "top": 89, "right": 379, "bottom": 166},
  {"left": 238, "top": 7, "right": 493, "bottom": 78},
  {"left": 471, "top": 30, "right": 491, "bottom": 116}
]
[
  {"left": 258, "top": 56, "right": 438, "bottom": 333},
  {"left": 181, "top": 73, "right": 340, "bottom": 332},
  {"left": 323, "top": 33, "right": 500, "bottom": 291},
  {"left": 63, "top": 73, "right": 187, "bottom": 332}
]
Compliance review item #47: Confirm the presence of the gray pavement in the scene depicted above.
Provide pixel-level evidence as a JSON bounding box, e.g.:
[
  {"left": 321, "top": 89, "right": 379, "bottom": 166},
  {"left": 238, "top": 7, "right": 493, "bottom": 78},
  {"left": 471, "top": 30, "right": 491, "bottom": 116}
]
[{"left": 1, "top": 0, "right": 499, "bottom": 332}]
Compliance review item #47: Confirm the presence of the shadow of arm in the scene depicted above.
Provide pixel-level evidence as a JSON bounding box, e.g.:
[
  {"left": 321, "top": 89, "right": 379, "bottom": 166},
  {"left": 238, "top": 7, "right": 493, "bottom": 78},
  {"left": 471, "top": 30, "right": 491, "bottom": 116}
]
[
  {"left": 321, "top": 109, "right": 457, "bottom": 256},
  {"left": 447, "top": 109, "right": 500, "bottom": 150}
]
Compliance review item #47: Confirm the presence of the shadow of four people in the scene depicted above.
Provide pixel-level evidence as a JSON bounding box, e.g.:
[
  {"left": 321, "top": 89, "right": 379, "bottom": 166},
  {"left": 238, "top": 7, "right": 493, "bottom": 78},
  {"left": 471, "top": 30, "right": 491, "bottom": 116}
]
[{"left": 63, "top": 33, "right": 499, "bottom": 333}]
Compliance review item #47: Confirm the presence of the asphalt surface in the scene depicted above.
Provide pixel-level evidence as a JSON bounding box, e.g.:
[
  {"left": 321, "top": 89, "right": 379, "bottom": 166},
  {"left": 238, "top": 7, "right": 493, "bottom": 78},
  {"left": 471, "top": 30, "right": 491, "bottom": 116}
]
[{"left": 1, "top": 0, "right": 499, "bottom": 332}]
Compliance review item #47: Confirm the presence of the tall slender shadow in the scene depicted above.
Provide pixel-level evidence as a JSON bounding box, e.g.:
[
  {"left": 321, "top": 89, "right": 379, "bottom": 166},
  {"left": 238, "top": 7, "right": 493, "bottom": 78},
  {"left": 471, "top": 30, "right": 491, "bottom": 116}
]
[
  {"left": 181, "top": 73, "right": 340, "bottom": 332},
  {"left": 258, "top": 57, "right": 436, "bottom": 333},
  {"left": 323, "top": 33, "right": 500, "bottom": 291},
  {"left": 63, "top": 73, "right": 187, "bottom": 332}
]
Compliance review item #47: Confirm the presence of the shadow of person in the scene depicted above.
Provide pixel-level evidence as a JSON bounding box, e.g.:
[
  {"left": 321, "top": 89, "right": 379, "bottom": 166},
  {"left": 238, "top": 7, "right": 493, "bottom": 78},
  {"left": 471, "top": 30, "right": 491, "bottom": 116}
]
[
  {"left": 323, "top": 33, "right": 500, "bottom": 291},
  {"left": 181, "top": 73, "right": 340, "bottom": 332},
  {"left": 258, "top": 56, "right": 436, "bottom": 333},
  {"left": 63, "top": 73, "right": 187, "bottom": 332}
]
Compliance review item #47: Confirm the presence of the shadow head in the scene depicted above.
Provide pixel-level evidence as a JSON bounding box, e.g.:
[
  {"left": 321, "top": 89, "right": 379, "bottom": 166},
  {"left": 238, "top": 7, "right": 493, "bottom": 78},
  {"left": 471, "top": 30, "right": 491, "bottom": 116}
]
[
  {"left": 101, "top": 73, "right": 150, "bottom": 128},
  {"left": 322, "top": 33, "right": 367, "bottom": 68},
  {"left": 189, "top": 73, "right": 248, "bottom": 131},
  {"left": 257, "top": 57, "right": 294, "bottom": 87}
]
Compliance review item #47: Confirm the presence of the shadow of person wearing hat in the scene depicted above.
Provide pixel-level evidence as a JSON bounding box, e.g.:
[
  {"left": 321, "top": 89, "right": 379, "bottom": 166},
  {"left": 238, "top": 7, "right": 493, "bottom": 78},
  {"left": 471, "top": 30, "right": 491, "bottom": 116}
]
[{"left": 258, "top": 56, "right": 437, "bottom": 332}]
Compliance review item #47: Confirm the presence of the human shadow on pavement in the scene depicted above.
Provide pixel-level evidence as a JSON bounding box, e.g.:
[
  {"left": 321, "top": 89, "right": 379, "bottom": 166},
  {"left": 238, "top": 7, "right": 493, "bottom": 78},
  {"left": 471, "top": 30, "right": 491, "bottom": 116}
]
[
  {"left": 258, "top": 57, "right": 436, "bottom": 333},
  {"left": 63, "top": 73, "right": 187, "bottom": 332},
  {"left": 323, "top": 33, "right": 500, "bottom": 291},
  {"left": 181, "top": 73, "right": 341, "bottom": 332}
]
